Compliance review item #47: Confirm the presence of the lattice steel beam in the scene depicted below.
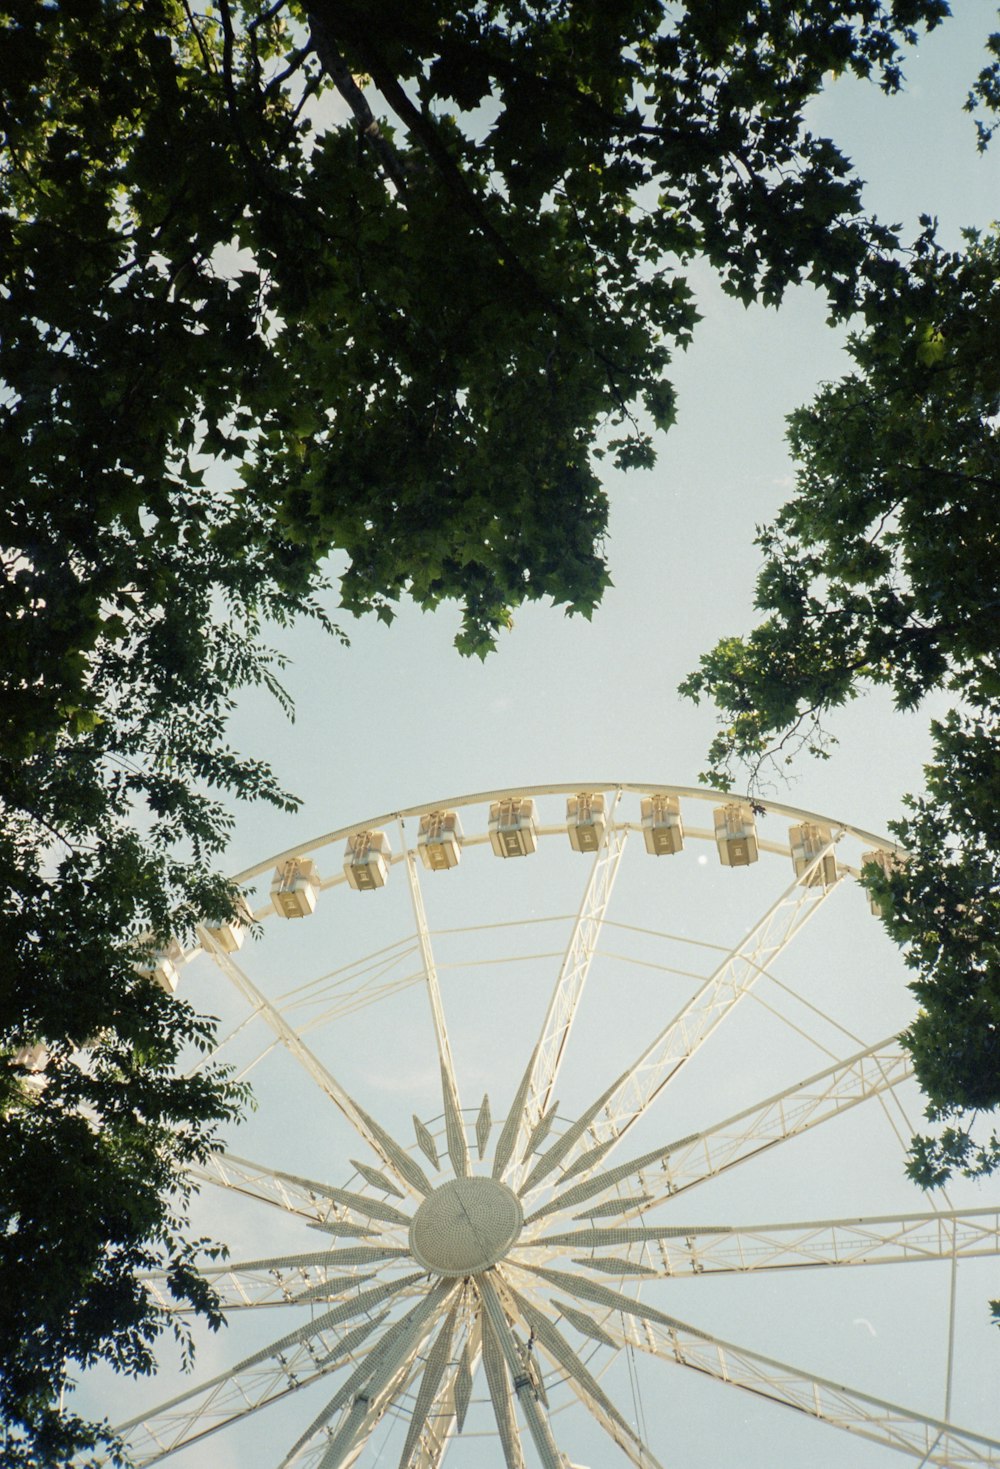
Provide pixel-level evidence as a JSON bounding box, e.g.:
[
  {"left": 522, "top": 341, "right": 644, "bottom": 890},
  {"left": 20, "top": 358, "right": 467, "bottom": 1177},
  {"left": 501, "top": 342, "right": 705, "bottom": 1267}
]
[
  {"left": 410, "top": 1319, "right": 484, "bottom": 1469},
  {"left": 478, "top": 1275, "right": 564, "bottom": 1469},
  {"left": 397, "top": 1306, "right": 459, "bottom": 1469},
  {"left": 314, "top": 1282, "right": 458, "bottom": 1469},
  {"left": 526, "top": 1038, "right": 910, "bottom": 1225},
  {"left": 142, "top": 1247, "right": 412, "bottom": 1313},
  {"left": 506, "top": 799, "right": 628, "bottom": 1184},
  {"left": 607, "top": 1311, "right": 1000, "bottom": 1467},
  {"left": 203, "top": 943, "right": 431, "bottom": 1199},
  {"left": 521, "top": 850, "right": 843, "bottom": 1196},
  {"left": 402, "top": 842, "right": 469, "bottom": 1178},
  {"left": 502, "top": 1282, "right": 665, "bottom": 1469},
  {"left": 512, "top": 1261, "right": 1000, "bottom": 1466},
  {"left": 118, "top": 1273, "right": 426, "bottom": 1464},
  {"left": 520, "top": 1206, "right": 1000, "bottom": 1275},
  {"left": 192, "top": 1153, "right": 413, "bottom": 1242},
  {"left": 479, "top": 1282, "right": 525, "bottom": 1469}
]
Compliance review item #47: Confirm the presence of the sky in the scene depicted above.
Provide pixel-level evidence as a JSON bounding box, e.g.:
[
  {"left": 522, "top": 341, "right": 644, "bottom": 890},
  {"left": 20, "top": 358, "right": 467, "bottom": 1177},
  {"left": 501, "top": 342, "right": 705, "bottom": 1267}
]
[{"left": 81, "top": 10, "right": 1000, "bottom": 1469}]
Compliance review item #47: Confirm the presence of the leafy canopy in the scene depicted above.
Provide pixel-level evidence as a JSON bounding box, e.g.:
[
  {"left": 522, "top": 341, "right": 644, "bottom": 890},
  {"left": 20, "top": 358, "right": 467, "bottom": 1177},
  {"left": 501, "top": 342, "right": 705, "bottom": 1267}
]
[
  {"left": 681, "top": 225, "right": 1000, "bottom": 1213},
  {"left": 2, "top": 0, "right": 966, "bottom": 702}
]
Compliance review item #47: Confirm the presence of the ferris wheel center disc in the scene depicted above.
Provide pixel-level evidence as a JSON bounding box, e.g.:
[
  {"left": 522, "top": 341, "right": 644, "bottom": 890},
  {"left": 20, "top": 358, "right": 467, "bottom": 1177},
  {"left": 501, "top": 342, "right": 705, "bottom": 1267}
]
[{"left": 409, "top": 1176, "right": 524, "bottom": 1276}]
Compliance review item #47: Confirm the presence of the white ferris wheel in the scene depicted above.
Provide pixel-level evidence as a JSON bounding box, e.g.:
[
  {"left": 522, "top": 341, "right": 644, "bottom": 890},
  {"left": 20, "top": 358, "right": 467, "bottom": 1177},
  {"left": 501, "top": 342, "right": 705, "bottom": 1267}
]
[{"left": 113, "top": 783, "right": 1000, "bottom": 1469}]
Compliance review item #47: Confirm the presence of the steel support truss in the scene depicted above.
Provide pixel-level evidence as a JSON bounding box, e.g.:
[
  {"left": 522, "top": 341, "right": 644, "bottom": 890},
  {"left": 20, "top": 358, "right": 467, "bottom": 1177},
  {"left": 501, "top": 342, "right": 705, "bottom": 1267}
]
[
  {"left": 528, "top": 1035, "right": 910, "bottom": 1224},
  {"left": 200, "top": 941, "right": 431, "bottom": 1201},
  {"left": 190, "top": 1152, "right": 413, "bottom": 1241},
  {"left": 518, "top": 1205, "right": 1000, "bottom": 1275},
  {"left": 401, "top": 827, "right": 470, "bottom": 1178},
  {"left": 501, "top": 795, "right": 628, "bottom": 1186},
  {"left": 512, "top": 1263, "right": 1000, "bottom": 1467},
  {"left": 520, "top": 845, "right": 844, "bottom": 1196},
  {"left": 118, "top": 1273, "right": 428, "bottom": 1464}
]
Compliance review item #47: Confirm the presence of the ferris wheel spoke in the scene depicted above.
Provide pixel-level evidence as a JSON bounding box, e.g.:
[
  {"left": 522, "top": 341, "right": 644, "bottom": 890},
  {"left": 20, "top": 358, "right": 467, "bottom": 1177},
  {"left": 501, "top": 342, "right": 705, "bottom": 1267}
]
[
  {"left": 402, "top": 841, "right": 469, "bottom": 1177},
  {"left": 514, "top": 1262, "right": 1000, "bottom": 1464},
  {"left": 278, "top": 1313, "right": 424, "bottom": 1469},
  {"left": 408, "top": 1318, "right": 483, "bottom": 1469},
  {"left": 311, "top": 1281, "right": 459, "bottom": 1469},
  {"left": 192, "top": 1153, "right": 415, "bottom": 1242},
  {"left": 396, "top": 1303, "right": 459, "bottom": 1468},
  {"left": 280, "top": 1288, "right": 457, "bottom": 1469},
  {"left": 143, "top": 1243, "right": 415, "bottom": 1312},
  {"left": 521, "top": 1205, "right": 1000, "bottom": 1275},
  {"left": 190, "top": 1152, "right": 369, "bottom": 1230},
  {"left": 477, "top": 1279, "right": 531, "bottom": 1469},
  {"left": 599, "top": 1312, "right": 1000, "bottom": 1467},
  {"left": 117, "top": 1270, "right": 428, "bottom": 1464},
  {"left": 280, "top": 1341, "right": 434, "bottom": 1469},
  {"left": 522, "top": 854, "right": 843, "bottom": 1196},
  {"left": 525, "top": 1038, "right": 910, "bottom": 1224},
  {"left": 492, "top": 1047, "right": 541, "bottom": 1181},
  {"left": 505, "top": 798, "right": 628, "bottom": 1187},
  {"left": 119, "top": 789, "right": 997, "bottom": 1468},
  {"left": 511, "top": 1259, "right": 684, "bottom": 1332},
  {"left": 143, "top": 1259, "right": 381, "bottom": 1313},
  {"left": 204, "top": 946, "right": 432, "bottom": 1200},
  {"left": 502, "top": 1281, "right": 666, "bottom": 1469},
  {"left": 556, "top": 1368, "right": 664, "bottom": 1469}
]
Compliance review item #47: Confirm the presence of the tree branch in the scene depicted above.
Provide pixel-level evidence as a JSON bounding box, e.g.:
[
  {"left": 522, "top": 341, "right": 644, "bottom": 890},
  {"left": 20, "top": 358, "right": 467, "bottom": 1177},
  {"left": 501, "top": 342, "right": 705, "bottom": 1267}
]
[
  {"left": 305, "top": 4, "right": 654, "bottom": 429},
  {"left": 306, "top": 13, "right": 410, "bottom": 195},
  {"left": 305, "top": 5, "right": 554, "bottom": 301}
]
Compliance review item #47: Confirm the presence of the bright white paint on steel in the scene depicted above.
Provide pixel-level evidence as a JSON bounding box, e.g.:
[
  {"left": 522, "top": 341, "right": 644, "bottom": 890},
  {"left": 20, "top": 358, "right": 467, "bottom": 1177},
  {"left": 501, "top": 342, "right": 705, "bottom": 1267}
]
[
  {"left": 506, "top": 793, "right": 629, "bottom": 1184},
  {"left": 522, "top": 1206, "right": 1000, "bottom": 1274},
  {"left": 518, "top": 854, "right": 844, "bottom": 1199},
  {"left": 409, "top": 1178, "right": 523, "bottom": 1275},
  {"left": 504, "top": 1280, "right": 665, "bottom": 1469},
  {"left": 199, "top": 939, "right": 431, "bottom": 1201},
  {"left": 409, "top": 1322, "right": 483, "bottom": 1469},
  {"left": 110, "top": 786, "right": 1000, "bottom": 1469},
  {"left": 228, "top": 782, "right": 900, "bottom": 890},
  {"left": 400, "top": 823, "right": 470, "bottom": 1178},
  {"left": 605, "top": 1312, "right": 1000, "bottom": 1468},
  {"left": 526, "top": 1037, "right": 912, "bottom": 1224},
  {"left": 118, "top": 1277, "right": 423, "bottom": 1464},
  {"left": 478, "top": 1274, "right": 565, "bottom": 1469},
  {"left": 315, "top": 1282, "right": 457, "bottom": 1469}
]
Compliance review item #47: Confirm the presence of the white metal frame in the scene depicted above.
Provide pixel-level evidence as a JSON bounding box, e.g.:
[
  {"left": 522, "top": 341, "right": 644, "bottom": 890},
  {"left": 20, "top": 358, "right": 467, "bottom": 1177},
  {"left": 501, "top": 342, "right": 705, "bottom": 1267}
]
[{"left": 101, "top": 784, "right": 999, "bottom": 1469}]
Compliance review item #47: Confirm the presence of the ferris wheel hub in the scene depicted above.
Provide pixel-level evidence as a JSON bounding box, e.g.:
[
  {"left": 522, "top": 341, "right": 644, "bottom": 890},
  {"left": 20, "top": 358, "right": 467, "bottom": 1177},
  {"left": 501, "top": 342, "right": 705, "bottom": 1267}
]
[{"left": 409, "top": 1176, "right": 523, "bottom": 1277}]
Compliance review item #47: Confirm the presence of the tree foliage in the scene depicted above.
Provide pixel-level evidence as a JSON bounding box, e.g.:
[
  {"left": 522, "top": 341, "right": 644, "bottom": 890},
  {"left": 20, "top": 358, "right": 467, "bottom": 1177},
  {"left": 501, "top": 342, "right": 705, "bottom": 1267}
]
[
  {"left": 681, "top": 225, "right": 1000, "bottom": 1207},
  {"left": 0, "top": 566, "right": 310, "bottom": 1463},
  {"left": 3, "top": 0, "right": 996, "bottom": 1458},
  {"left": 2, "top": 0, "right": 966, "bottom": 679}
]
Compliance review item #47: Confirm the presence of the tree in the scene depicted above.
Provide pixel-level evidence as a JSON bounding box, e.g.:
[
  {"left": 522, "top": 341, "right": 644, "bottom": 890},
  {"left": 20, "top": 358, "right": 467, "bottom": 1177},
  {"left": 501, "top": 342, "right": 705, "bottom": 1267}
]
[
  {"left": 681, "top": 225, "right": 1000, "bottom": 1211},
  {"left": 0, "top": 539, "right": 317, "bottom": 1464},
  {"left": 4, "top": 1, "right": 998, "bottom": 1459},
  {"left": 5, "top": 0, "right": 975, "bottom": 694}
]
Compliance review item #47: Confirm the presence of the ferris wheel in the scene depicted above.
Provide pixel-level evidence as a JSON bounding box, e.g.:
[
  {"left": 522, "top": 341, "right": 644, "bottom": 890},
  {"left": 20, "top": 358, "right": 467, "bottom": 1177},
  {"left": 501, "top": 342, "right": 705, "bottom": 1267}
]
[{"left": 114, "top": 783, "right": 1000, "bottom": 1469}]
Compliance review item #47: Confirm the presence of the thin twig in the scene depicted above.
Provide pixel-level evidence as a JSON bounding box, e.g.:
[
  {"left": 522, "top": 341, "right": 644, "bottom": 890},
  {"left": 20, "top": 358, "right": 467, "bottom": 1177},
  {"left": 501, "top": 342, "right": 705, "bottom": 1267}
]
[
  {"left": 247, "top": 0, "right": 289, "bottom": 33},
  {"left": 180, "top": 0, "right": 217, "bottom": 74}
]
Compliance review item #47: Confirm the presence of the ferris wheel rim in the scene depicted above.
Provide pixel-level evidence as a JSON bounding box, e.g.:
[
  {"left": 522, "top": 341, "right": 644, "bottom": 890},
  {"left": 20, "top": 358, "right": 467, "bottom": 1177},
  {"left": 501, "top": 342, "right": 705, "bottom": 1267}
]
[{"left": 228, "top": 779, "right": 901, "bottom": 888}]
